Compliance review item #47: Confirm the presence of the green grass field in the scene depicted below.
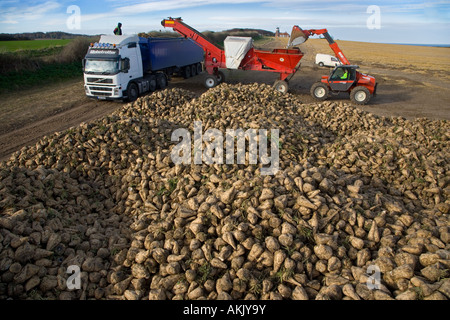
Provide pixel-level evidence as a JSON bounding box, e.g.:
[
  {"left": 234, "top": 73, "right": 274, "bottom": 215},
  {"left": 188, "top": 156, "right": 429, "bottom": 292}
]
[
  {"left": 0, "top": 38, "right": 92, "bottom": 94},
  {"left": 0, "top": 39, "right": 72, "bottom": 52},
  {"left": 0, "top": 61, "right": 83, "bottom": 93}
]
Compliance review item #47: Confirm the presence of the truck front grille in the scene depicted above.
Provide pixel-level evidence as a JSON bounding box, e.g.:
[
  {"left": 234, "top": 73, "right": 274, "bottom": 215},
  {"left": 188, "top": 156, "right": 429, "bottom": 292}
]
[
  {"left": 87, "top": 78, "right": 113, "bottom": 84},
  {"left": 92, "top": 92, "right": 112, "bottom": 97},
  {"left": 89, "top": 86, "right": 112, "bottom": 92},
  {"left": 89, "top": 86, "right": 113, "bottom": 97}
]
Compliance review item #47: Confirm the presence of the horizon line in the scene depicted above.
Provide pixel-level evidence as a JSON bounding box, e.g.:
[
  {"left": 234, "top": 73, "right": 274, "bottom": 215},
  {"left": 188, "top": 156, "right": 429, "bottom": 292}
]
[{"left": 1, "top": 30, "right": 449, "bottom": 47}]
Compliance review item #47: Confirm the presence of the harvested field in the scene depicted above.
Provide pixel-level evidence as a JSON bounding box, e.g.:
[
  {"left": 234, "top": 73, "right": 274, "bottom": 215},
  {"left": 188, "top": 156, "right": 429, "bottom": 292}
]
[
  {"left": 299, "top": 39, "right": 450, "bottom": 87},
  {"left": 0, "top": 83, "right": 448, "bottom": 300}
]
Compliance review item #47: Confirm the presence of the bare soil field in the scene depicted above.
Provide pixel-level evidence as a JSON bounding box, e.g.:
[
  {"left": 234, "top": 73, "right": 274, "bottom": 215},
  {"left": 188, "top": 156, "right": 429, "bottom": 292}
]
[{"left": 0, "top": 37, "right": 449, "bottom": 161}]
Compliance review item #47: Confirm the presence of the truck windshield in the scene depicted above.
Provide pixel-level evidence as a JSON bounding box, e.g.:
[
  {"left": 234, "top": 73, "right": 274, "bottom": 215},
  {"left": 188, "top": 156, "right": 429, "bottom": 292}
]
[{"left": 85, "top": 59, "right": 119, "bottom": 75}]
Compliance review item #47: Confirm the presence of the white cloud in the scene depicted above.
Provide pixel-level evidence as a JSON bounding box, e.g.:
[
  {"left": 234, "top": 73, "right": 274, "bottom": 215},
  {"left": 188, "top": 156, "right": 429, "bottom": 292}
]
[
  {"left": 80, "top": 0, "right": 265, "bottom": 24},
  {"left": 17, "top": 1, "right": 61, "bottom": 16},
  {"left": 30, "top": 1, "right": 61, "bottom": 14},
  {"left": 107, "top": 0, "right": 265, "bottom": 14},
  {"left": 0, "top": 19, "right": 18, "bottom": 24},
  {"left": 0, "top": 1, "right": 61, "bottom": 25}
]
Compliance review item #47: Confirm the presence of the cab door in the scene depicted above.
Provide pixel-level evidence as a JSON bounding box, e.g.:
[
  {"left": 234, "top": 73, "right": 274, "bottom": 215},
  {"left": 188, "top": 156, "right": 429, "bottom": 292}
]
[
  {"left": 329, "top": 67, "right": 355, "bottom": 91},
  {"left": 126, "top": 42, "right": 143, "bottom": 79}
]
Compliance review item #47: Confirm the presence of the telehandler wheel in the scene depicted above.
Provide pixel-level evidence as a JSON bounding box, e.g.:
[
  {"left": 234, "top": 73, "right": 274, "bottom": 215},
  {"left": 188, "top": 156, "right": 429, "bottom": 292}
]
[
  {"left": 273, "top": 80, "right": 289, "bottom": 94},
  {"left": 350, "top": 86, "right": 371, "bottom": 105},
  {"left": 204, "top": 75, "right": 218, "bottom": 89},
  {"left": 127, "top": 82, "right": 139, "bottom": 102},
  {"left": 311, "top": 82, "right": 329, "bottom": 101}
]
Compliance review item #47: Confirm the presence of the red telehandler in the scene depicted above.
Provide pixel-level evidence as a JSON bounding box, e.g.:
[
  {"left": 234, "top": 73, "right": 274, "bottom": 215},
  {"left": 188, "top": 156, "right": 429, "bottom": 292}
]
[{"left": 288, "top": 26, "right": 377, "bottom": 105}]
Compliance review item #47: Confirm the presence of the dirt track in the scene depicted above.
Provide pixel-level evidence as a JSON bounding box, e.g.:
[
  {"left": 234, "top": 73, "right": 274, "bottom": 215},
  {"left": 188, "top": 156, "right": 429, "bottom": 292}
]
[{"left": 1, "top": 39, "right": 449, "bottom": 162}]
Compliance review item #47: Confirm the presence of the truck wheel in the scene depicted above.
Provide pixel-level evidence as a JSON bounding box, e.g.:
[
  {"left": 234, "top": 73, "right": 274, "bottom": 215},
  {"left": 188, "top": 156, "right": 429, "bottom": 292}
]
[
  {"left": 273, "top": 80, "right": 289, "bottom": 94},
  {"left": 127, "top": 83, "right": 139, "bottom": 102},
  {"left": 311, "top": 82, "right": 329, "bottom": 101},
  {"left": 196, "top": 63, "right": 203, "bottom": 74},
  {"left": 216, "top": 71, "right": 225, "bottom": 84},
  {"left": 350, "top": 86, "right": 371, "bottom": 105},
  {"left": 319, "top": 62, "right": 324, "bottom": 67},
  {"left": 183, "top": 66, "right": 191, "bottom": 79},
  {"left": 204, "top": 75, "right": 218, "bottom": 89},
  {"left": 157, "top": 74, "right": 168, "bottom": 89},
  {"left": 149, "top": 77, "right": 157, "bottom": 92},
  {"left": 191, "top": 64, "right": 197, "bottom": 76}
]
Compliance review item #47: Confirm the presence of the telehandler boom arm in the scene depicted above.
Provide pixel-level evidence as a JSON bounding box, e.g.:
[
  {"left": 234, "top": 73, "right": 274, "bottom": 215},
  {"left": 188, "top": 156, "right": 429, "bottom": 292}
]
[{"left": 288, "top": 26, "right": 350, "bottom": 65}]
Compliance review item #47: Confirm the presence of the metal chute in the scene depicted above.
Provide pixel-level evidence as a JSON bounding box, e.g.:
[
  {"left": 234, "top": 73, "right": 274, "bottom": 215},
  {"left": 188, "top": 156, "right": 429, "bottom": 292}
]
[{"left": 287, "top": 26, "right": 309, "bottom": 48}]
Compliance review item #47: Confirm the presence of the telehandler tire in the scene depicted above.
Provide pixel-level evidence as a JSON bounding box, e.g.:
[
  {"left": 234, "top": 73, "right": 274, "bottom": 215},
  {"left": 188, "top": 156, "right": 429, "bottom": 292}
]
[
  {"left": 311, "top": 82, "right": 329, "bottom": 101},
  {"left": 350, "top": 86, "right": 371, "bottom": 105}
]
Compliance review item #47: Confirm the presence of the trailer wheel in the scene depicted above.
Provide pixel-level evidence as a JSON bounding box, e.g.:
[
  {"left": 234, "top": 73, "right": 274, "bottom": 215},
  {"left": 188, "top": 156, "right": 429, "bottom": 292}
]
[
  {"left": 204, "top": 75, "right": 218, "bottom": 89},
  {"left": 183, "top": 66, "right": 191, "bottom": 79},
  {"left": 191, "top": 64, "right": 197, "bottom": 77},
  {"left": 127, "top": 82, "right": 139, "bottom": 102},
  {"left": 216, "top": 71, "right": 225, "bottom": 84},
  {"left": 196, "top": 63, "right": 203, "bottom": 74},
  {"left": 311, "top": 82, "right": 329, "bottom": 101},
  {"left": 157, "top": 74, "right": 168, "bottom": 89},
  {"left": 319, "top": 62, "right": 324, "bottom": 67},
  {"left": 350, "top": 86, "right": 371, "bottom": 105},
  {"left": 274, "top": 80, "right": 289, "bottom": 94}
]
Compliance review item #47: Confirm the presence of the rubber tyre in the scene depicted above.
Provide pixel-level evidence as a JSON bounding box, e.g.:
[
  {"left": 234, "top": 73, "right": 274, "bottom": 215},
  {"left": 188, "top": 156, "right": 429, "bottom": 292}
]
[
  {"left": 183, "top": 66, "right": 191, "bottom": 79},
  {"left": 216, "top": 71, "right": 225, "bottom": 84},
  {"left": 319, "top": 62, "right": 324, "bottom": 67},
  {"left": 149, "top": 77, "right": 157, "bottom": 92},
  {"left": 273, "top": 80, "right": 289, "bottom": 94},
  {"left": 196, "top": 63, "right": 203, "bottom": 74},
  {"left": 127, "top": 82, "right": 139, "bottom": 102},
  {"left": 157, "top": 74, "right": 168, "bottom": 89},
  {"left": 191, "top": 64, "right": 197, "bottom": 77},
  {"left": 311, "top": 82, "right": 329, "bottom": 101},
  {"left": 204, "top": 75, "right": 218, "bottom": 89},
  {"left": 350, "top": 86, "right": 371, "bottom": 105}
]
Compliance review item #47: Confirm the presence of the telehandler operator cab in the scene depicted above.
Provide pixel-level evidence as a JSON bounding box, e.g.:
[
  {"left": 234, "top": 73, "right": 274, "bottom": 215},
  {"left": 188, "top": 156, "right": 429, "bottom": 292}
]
[
  {"left": 330, "top": 66, "right": 354, "bottom": 81},
  {"left": 328, "top": 66, "right": 357, "bottom": 91}
]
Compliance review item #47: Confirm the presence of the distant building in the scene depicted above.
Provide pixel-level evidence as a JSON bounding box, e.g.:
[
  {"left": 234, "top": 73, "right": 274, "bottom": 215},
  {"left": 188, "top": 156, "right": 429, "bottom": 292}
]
[{"left": 275, "top": 27, "right": 289, "bottom": 38}]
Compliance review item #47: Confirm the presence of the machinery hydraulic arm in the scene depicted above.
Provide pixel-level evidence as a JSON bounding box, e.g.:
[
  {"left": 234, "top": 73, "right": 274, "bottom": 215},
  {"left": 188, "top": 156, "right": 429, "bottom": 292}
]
[
  {"left": 161, "top": 17, "right": 225, "bottom": 73},
  {"left": 288, "top": 26, "right": 350, "bottom": 65}
]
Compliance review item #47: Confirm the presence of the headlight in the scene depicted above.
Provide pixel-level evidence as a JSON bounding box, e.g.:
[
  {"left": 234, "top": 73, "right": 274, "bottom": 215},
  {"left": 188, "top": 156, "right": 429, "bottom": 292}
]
[{"left": 114, "top": 87, "right": 120, "bottom": 95}]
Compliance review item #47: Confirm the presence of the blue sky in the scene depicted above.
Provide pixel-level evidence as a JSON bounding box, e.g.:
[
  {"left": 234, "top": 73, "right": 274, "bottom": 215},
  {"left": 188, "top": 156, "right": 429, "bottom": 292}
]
[{"left": 1, "top": 0, "right": 449, "bottom": 44}]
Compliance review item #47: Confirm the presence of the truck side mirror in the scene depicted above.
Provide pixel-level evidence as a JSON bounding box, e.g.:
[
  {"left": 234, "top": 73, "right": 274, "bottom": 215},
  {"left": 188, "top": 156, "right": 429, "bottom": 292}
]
[{"left": 82, "top": 59, "right": 86, "bottom": 71}]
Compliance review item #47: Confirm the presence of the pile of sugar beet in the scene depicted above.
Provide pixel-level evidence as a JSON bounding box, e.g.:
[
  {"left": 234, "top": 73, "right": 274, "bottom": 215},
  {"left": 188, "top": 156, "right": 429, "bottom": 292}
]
[{"left": 0, "top": 83, "right": 448, "bottom": 300}]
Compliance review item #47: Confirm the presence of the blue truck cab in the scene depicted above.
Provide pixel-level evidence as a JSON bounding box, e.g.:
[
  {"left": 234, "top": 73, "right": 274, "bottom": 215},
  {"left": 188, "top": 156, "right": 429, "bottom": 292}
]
[{"left": 83, "top": 35, "right": 204, "bottom": 101}]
